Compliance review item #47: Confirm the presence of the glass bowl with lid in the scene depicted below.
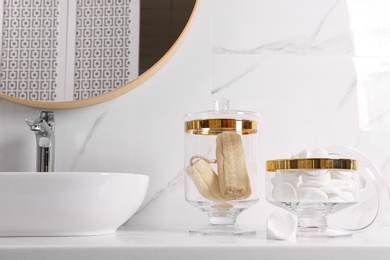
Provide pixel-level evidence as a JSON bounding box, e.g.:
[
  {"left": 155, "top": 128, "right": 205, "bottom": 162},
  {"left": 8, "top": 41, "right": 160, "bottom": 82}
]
[
  {"left": 184, "top": 99, "right": 261, "bottom": 236},
  {"left": 266, "top": 147, "right": 389, "bottom": 238}
]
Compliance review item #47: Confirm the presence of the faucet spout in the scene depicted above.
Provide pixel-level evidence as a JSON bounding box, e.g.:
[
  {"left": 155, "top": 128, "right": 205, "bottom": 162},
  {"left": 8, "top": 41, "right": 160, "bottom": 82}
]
[{"left": 25, "top": 111, "right": 55, "bottom": 172}]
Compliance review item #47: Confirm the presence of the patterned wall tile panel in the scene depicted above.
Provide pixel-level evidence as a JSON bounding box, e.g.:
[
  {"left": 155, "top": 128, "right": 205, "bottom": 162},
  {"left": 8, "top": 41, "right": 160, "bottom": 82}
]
[
  {"left": 73, "top": 0, "right": 133, "bottom": 100},
  {"left": 0, "top": 0, "right": 136, "bottom": 101},
  {"left": 0, "top": 0, "right": 59, "bottom": 101}
]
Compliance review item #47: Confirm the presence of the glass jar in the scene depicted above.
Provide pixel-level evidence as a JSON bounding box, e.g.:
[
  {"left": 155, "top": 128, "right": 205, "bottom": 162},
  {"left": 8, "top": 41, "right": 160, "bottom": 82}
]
[
  {"left": 266, "top": 146, "right": 390, "bottom": 238},
  {"left": 184, "top": 99, "right": 261, "bottom": 235}
]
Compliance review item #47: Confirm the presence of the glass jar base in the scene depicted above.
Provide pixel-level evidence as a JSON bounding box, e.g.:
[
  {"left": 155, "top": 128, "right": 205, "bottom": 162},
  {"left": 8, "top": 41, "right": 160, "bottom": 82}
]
[
  {"left": 189, "top": 225, "right": 256, "bottom": 236},
  {"left": 297, "top": 227, "right": 352, "bottom": 239}
]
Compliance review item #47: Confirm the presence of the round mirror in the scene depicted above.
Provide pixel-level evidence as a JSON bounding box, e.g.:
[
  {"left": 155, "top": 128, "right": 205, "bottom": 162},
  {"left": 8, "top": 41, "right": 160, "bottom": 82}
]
[{"left": 0, "top": 0, "right": 197, "bottom": 109}]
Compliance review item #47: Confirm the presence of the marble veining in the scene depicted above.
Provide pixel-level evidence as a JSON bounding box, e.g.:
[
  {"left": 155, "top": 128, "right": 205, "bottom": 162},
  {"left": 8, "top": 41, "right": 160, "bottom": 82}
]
[
  {"left": 211, "top": 62, "right": 261, "bottom": 94},
  {"left": 212, "top": 0, "right": 353, "bottom": 56},
  {"left": 130, "top": 170, "right": 183, "bottom": 217},
  {"left": 212, "top": 33, "right": 353, "bottom": 56},
  {"left": 337, "top": 79, "right": 357, "bottom": 112},
  {"left": 70, "top": 107, "right": 112, "bottom": 171}
]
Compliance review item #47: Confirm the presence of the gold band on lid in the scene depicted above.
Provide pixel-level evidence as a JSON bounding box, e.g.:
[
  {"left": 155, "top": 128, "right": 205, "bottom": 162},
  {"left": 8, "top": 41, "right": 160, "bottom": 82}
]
[
  {"left": 185, "top": 119, "right": 258, "bottom": 135},
  {"left": 266, "top": 158, "right": 357, "bottom": 172}
]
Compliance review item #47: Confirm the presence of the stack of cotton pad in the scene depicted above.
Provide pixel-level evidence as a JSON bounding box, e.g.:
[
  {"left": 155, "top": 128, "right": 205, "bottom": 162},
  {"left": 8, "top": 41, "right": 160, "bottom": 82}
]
[{"left": 271, "top": 149, "right": 361, "bottom": 203}]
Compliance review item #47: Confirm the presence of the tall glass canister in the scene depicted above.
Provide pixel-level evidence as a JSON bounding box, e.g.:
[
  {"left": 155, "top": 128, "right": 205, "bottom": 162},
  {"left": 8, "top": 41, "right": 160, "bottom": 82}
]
[{"left": 184, "top": 99, "right": 261, "bottom": 236}]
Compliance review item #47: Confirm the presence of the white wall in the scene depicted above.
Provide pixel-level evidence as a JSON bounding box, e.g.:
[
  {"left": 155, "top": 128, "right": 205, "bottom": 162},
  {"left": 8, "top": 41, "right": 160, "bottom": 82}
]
[{"left": 0, "top": 0, "right": 390, "bottom": 227}]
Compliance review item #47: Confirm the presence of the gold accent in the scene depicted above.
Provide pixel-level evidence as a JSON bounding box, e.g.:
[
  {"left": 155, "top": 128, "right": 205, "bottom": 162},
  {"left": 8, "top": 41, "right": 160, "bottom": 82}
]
[
  {"left": 266, "top": 158, "right": 357, "bottom": 172},
  {"left": 0, "top": 0, "right": 199, "bottom": 110},
  {"left": 185, "top": 118, "right": 258, "bottom": 135}
]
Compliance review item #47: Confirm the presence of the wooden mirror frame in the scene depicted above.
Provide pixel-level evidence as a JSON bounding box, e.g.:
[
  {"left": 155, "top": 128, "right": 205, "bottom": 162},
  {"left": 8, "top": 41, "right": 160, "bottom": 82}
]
[{"left": 0, "top": 0, "right": 199, "bottom": 110}]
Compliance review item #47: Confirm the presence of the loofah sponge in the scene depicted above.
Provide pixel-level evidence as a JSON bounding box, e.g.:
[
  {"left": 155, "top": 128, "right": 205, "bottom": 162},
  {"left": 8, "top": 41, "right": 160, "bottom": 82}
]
[
  {"left": 186, "top": 157, "right": 226, "bottom": 201},
  {"left": 216, "top": 131, "right": 251, "bottom": 200}
]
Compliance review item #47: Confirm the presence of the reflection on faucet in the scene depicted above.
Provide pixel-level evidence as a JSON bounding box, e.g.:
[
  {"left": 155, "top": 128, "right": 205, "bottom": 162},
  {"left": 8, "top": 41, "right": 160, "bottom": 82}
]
[{"left": 25, "top": 111, "right": 55, "bottom": 172}]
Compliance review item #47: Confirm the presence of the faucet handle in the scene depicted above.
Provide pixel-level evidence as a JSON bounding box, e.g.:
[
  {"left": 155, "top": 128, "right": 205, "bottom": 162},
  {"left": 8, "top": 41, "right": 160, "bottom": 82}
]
[
  {"left": 39, "top": 111, "right": 55, "bottom": 132},
  {"left": 38, "top": 137, "right": 51, "bottom": 148}
]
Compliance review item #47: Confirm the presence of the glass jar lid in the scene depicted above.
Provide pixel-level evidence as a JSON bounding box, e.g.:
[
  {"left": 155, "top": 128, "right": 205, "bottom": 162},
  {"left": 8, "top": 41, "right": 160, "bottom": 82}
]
[
  {"left": 266, "top": 158, "right": 358, "bottom": 172},
  {"left": 184, "top": 99, "right": 261, "bottom": 135}
]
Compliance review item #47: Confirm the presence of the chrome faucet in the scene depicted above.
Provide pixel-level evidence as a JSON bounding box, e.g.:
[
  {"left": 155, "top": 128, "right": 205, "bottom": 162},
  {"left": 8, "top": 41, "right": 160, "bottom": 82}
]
[{"left": 25, "top": 111, "right": 55, "bottom": 172}]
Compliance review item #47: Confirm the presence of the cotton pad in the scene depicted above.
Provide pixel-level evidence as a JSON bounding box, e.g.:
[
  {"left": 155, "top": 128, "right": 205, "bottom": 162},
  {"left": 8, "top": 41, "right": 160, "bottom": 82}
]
[
  {"left": 292, "top": 148, "right": 309, "bottom": 158},
  {"left": 272, "top": 182, "right": 298, "bottom": 202},
  {"left": 301, "top": 171, "right": 331, "bottom": 187},
  {"left": 331, "top": 169, "right": 353, "bottom": 179},
  {"left": 319, "top": 184, "right": 342, "bottom": 196},
  {"left": 310, "top": 148, "right": 329, "bottom": 158},
  {"left": 267, "top": 211, "right": 298, "bottom": 240},
  {"left": 298, "top": 187, "right": 328, "bottom": 202}
]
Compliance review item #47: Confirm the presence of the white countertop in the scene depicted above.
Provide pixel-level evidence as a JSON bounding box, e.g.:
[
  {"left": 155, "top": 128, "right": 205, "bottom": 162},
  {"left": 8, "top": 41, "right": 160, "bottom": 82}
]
[{"left": 0, "top": 226, "right": 389, "bottom": 260}]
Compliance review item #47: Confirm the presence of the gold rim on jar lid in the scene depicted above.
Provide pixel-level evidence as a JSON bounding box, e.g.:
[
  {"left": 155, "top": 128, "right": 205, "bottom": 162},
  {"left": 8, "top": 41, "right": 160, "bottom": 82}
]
[
  {"left": 266, "top": 158, "right": 358, "bottom": 172},
  {"left": 185, "top": 118, "right": 258, "bottom": 135}
]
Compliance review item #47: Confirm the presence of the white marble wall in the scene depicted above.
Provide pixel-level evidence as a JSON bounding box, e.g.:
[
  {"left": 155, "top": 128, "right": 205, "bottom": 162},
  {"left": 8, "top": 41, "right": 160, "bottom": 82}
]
[{"left": 0, "top": 0, "right": 390, "bottom": 227}]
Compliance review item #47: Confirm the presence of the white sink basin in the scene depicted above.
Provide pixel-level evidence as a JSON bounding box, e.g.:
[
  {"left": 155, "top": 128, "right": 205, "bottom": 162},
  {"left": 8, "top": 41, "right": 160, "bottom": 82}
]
[{"left": 0, "top": 172, "right": 149, "bottom": 237}]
